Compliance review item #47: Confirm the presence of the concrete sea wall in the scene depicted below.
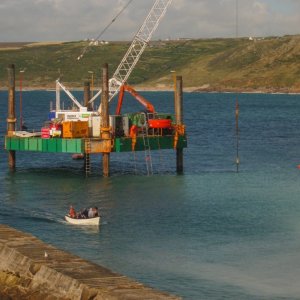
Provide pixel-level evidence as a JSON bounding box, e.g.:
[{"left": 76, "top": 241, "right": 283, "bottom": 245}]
[{"left": 0, "top": 225, "right": 180, "bottom": 300}]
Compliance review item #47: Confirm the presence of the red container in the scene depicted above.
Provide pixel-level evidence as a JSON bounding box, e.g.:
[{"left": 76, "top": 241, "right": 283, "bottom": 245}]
[
  {"left": 148, "top": 119, "right": 172, "bottom": 129},
  {"left": 50, "top": 123, "right": 61, "bottom": 130},
  {"left": 41, "top": 127, "right": 50, "bottom": 139}
]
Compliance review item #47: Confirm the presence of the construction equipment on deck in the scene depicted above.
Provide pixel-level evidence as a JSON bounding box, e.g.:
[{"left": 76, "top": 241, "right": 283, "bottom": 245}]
[{"left": 116, "top": 85, "right": 155, "bottom": 115}]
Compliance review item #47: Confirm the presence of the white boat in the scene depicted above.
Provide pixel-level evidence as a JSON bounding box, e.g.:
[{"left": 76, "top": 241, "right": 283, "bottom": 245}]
[{"left": 65, "top": 215, "right": 100, "bottom": 226}]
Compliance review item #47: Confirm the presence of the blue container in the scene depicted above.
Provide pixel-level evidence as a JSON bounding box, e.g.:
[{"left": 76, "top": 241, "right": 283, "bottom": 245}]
[{"left": 48, "top": 111, "right": 56, "bottom": 120}]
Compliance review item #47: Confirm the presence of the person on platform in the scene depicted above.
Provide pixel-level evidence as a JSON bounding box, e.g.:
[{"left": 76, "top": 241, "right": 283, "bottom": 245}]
[{"left": 69, "top": 205, "right": 76, "bottom": 218}]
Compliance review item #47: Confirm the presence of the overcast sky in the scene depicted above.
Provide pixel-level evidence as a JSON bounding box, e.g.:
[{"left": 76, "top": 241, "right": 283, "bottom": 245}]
[{"left": 1, "top": 0, "right": 300, "bottom": 42}]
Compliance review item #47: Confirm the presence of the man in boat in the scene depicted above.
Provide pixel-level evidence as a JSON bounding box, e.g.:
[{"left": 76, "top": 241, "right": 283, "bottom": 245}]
[
  {"left": 77, "top": 208, "right": 88, "bottom": 219},
  {"left": 88, "top": 207, "right": 99, "bottom": 218},
  {"left": 69, "top": 205, "right": 76, "bottom": 218},
  {"left": 88, "top": 207, "right": 95, "bottom": 218},
  {"left": 94, "top": 207, "right": 99, "bottom": 217}
]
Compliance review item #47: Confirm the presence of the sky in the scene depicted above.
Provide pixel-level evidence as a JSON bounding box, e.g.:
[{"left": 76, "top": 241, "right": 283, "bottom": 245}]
[{"left": 0, "top": 0, "right": 300, "bottom": 42}]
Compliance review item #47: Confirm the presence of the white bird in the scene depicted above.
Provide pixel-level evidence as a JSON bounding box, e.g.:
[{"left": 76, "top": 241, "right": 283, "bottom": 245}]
[{"left": 44, "top": 251, "right": 48, "bottom": 258}]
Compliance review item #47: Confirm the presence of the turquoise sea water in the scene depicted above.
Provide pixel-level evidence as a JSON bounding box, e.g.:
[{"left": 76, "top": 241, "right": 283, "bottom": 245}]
[{"left": 1, "top": 91, "right": 300, "bottom": 299}]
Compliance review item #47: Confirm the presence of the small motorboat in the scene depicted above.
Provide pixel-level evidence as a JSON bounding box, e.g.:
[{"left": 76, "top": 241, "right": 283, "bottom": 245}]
[{"left": 65, "top": 215, "right": 100, "bottom": 226}]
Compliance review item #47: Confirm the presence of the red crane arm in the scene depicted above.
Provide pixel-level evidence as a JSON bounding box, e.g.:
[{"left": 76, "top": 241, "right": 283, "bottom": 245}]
[{"left": 115, "top": 85, "right": 155, "bottom": 115}]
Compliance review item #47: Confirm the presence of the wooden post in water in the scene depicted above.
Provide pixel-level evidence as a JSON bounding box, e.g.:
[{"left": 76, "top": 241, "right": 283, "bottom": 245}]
[
  {"left": 101, "top": 63, "right": 110, "bottom": 177},
  {"left": 7, "top": 64, "right": 16, "bottom": 170},
  {"left": 235, "top": 98, "right": 240, "bottom": 173},
  {"left": 83, "top": 81, "right": 91, "bottom": 110},
  {"left": 175, "top": 76, "right": 183, "bottom": 174}
]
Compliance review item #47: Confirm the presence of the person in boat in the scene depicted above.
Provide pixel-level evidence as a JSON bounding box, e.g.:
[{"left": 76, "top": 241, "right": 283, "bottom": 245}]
[
  {"left": 94, "top": 207, "right": 99, "bottom": 217},
  {"left": 77, "top": 208, "right": 88, "bottom": 219},
  {"left": 69, "top": 205, "right": 76, "bottom": 218},
  {"left": 88, "top": 207, "right": 99, "bottom": 218}
]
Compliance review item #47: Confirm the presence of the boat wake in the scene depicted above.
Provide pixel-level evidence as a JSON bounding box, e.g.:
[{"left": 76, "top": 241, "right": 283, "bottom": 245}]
[{"left": 21, "top": 215, "right": 58, "bottom": 224}]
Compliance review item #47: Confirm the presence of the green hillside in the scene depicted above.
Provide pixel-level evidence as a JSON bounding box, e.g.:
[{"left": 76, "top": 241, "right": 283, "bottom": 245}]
[{"left": 1, "top": 35, "right": 300, "bottom": 92}]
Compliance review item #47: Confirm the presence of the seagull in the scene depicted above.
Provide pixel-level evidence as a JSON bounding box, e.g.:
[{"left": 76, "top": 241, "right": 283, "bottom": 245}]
[{"left": 44, "top": 251, "right": 49, "bottom": 258}]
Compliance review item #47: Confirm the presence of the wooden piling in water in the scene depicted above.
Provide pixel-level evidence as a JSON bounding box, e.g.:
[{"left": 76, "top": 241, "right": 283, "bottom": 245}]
[
  {"left": 101, "top": 63, "right": 110, "bottom": 177},
  {"left": 175, "top": 76, "right": 183, "bottom": 174},
  {"left": 83, "top": 81, "right": 91, "bottom": 110},
  {"left": 7, "top": 64, "right": 16, "bottom": 170}
]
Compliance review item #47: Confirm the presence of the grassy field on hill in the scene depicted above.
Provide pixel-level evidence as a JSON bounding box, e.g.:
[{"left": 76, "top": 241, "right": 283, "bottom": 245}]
[{"left": 1, "top": 35, "right": 300, "bottom": 92}]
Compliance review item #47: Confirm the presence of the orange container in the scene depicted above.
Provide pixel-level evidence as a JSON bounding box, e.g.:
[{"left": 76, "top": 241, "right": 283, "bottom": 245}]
[{"left": 62, "top": 121, "right": 89, "bottom": 138}]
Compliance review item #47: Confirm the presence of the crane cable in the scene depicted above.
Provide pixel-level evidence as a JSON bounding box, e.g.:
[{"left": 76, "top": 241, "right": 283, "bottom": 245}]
[{"left": 77, "top": 0, "right": 134, "bottom": 61}]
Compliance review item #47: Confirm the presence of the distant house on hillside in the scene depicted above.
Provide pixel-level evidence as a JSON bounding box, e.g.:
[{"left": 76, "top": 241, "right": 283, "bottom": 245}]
[
  {"left": 249, "top": 36, "right": 265, "bottom": 42},
  {"left": 178, "top": 38, "right": 193, "bottom": 41},
  {"left": 88, "top": 39, "right": 109, "bottom": 46}
]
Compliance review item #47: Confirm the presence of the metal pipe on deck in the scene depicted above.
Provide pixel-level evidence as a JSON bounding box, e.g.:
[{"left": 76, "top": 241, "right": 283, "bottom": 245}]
[
  {"left": 175, "top": 76, "right": 183, "bottom": 174},
  {"left": 7, "top": 64, "right": 16, "bottom": 170},
  {"left": 101, "top": 63, "right": 110, "bottom": 177}
]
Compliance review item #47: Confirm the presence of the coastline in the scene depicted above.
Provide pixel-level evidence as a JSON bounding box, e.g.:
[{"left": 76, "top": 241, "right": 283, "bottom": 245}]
[
  {"left": 1, "top": 85, "right": 300, "bottom": 95},
  {"left": 2, "top": 36, "right": 300, "bottom": 98}
]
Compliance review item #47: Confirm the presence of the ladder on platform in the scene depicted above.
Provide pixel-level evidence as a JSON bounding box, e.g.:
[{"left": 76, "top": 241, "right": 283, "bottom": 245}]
[
  {"left": 85, "top": 139, "right": 91, "bottom": 175},
  {"left": 140, "top": 120, "right": 153, "bottom": 176}
]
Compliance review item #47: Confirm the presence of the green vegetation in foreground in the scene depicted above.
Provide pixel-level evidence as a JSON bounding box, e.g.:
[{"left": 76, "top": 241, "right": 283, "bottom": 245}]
[{"left": 1, "top": 35, "right": 300, "bottom": 92}]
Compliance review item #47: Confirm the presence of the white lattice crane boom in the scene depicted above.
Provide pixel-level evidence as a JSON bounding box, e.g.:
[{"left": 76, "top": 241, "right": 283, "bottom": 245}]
[
  {"left": 89, "top": 0, "right": 173, "bottom": 111},
  {"left": 108, "top": 0, "right": 173, "bottom": 102}
]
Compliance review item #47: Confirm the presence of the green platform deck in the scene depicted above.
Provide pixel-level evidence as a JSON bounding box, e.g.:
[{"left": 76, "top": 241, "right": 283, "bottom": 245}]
[
  {"left": 5, "top": 137, "right": 83, "bottom": 153},
  {"left": 5, "top": 135, "right": 187, "bottom": 153}
]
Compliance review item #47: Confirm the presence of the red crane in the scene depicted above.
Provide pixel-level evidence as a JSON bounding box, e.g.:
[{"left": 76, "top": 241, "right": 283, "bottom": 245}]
[{"left": 115, "top": 85, "right": 155, "bottom": 115}]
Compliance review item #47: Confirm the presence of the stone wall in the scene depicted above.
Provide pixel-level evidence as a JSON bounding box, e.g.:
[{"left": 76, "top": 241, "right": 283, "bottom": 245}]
[{"left": 0, "top": 225, "right": 180, "bottom": 300}]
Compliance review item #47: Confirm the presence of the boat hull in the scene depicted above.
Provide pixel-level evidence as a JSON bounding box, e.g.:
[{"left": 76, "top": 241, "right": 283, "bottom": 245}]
[{"left": 65, "top": 215, "right": 100, "bottom": 225}]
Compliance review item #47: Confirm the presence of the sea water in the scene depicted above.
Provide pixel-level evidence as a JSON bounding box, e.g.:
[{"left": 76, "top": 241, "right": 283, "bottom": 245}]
[{"left": 1, "top": 91, "right": 300, "bottom": 299}]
